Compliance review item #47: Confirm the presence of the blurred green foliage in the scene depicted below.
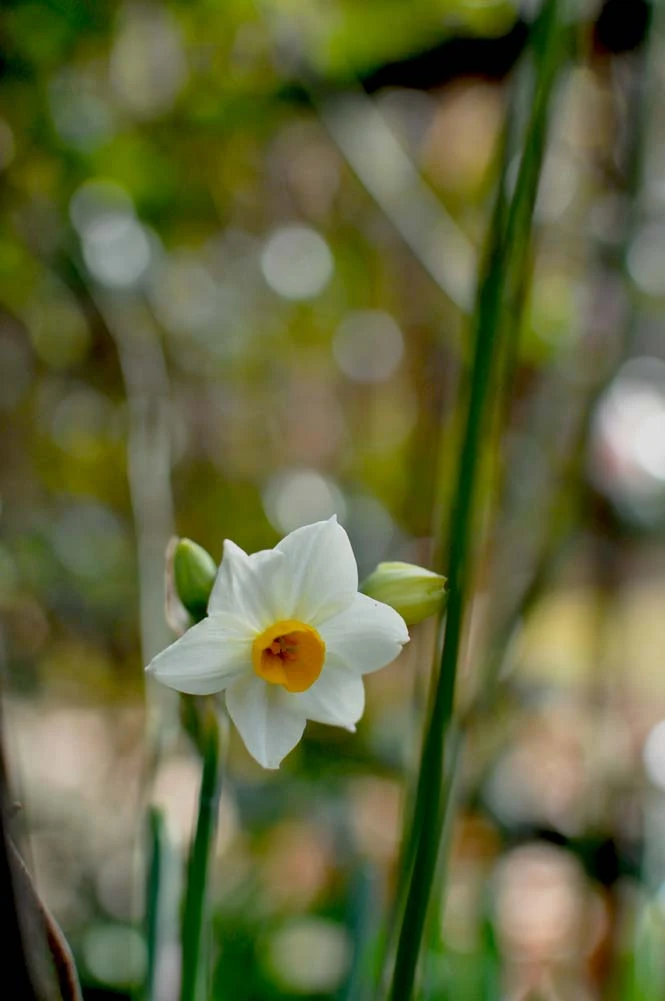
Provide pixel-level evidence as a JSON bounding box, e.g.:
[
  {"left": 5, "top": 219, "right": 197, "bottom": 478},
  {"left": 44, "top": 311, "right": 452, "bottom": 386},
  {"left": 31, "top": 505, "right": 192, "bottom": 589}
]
[{"left": 4, "top": 0, "right": 665, "bottom": 999}]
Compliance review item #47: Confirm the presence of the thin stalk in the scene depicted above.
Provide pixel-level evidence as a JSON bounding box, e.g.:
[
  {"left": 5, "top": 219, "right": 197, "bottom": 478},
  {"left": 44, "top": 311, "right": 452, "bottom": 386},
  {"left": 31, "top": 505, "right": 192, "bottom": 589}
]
[
  {"left": 385, "top": 108, "right": 514, "bottom": 970},
  {"left": 144, "top": 808, "right": 167, "bottom": 1001},
  {"left": 376, "top": 98, "right": 518, "bottom": 1000},
  {"left": 393, "top": 82, "right": 518, "bottom": 906},
  {"left": 387, "top": 4, "right": 566, "bottom": 1000},
  {"left": 180, "top": 704, "right": 225, "bottom": 1001},
  {"left": 419, "top": 728, "right": 465, "bottom": 1001}
]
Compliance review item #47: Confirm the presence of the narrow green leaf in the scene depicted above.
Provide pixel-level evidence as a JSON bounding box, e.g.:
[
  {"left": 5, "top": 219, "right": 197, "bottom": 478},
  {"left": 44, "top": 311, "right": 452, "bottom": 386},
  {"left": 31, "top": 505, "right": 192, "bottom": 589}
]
[
  {"left": 144, "top": 807, "right": 167, "bottom": 1001},
  {"left": 386, "top": 4, "right": 567, "bottom": 1000}
]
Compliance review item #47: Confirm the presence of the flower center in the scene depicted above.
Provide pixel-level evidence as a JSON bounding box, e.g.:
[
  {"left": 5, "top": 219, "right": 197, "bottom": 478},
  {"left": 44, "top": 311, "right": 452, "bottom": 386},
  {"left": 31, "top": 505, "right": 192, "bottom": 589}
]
[{"left": 252, "top": 619, "right": 326, "bottom": 693}]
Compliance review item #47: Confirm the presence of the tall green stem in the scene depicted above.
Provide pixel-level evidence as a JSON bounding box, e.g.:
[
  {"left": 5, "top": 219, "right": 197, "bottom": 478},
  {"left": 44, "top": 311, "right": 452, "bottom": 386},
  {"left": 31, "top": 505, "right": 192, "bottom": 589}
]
[
  {"left": 387, "top": 4, "right": 565, "bottom": 999},
  {"left": 145, "top": 807, "right": 167, "bottom": 1001},
  {"left": 180, "top": 702, "right": 224, "bottom": 1001}
]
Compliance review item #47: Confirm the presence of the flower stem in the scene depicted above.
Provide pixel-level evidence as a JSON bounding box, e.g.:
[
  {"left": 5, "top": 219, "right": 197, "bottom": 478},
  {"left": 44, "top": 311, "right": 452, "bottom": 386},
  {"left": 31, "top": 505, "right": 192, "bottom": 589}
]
[
  {"left": 144, "top": 807, "right": 167, "bottom": 1001},
  {"left": 180, "top": 701, "right": 225, "bottom": 1001},
  {"left": 387, "top": 4, "right": 566, "bottom": 999}
]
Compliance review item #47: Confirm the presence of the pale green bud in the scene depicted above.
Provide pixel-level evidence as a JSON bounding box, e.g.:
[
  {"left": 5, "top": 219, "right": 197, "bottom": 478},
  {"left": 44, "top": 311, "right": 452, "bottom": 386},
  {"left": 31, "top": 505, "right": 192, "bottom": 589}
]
[
  {"left": 173, "top": 538, "right": 217, "bottom": 622},
  {"left": 361, "top": 561, "right": 447, "bottom": 625}
]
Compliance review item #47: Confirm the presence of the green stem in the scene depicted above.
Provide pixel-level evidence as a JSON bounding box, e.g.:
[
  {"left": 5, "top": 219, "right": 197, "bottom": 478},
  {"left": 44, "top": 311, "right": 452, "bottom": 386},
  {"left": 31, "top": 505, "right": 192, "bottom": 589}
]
[
  {"left": 180, "top": 702, "right": 224, "bottom": 1001},
  {"left": 145, "top": 807, "right": 167, "bottom": 1001},
  {"left": 387, "top": 4, "right": 566, "bottom": 1000},
  {"left": 376, "top": 99, "right": 519, "bottom": 1001}
]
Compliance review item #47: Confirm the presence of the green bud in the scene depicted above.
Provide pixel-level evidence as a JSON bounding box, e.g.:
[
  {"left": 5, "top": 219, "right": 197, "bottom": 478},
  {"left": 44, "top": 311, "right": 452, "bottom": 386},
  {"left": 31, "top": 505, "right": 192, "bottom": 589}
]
[
  {"left": 361, "top": 561, "right": 447, "bottom": 625},
  {"left": 173, "top": 538, "right": 217, "bottom": 622}
]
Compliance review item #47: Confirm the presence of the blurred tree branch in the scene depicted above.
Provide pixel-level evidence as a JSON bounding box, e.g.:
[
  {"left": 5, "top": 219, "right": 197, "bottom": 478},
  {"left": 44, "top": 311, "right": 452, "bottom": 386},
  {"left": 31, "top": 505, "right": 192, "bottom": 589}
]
[
  {"left": 360, "top": 0, "right": 650, "bottom": 93},
  {"left": 276, "top": 0, "right": 650, "bottom": 106}
]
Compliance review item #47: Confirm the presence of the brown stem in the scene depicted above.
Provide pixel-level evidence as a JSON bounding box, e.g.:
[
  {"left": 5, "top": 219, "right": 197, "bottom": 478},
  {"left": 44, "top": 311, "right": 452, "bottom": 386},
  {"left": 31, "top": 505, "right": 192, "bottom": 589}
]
[
  {"left": 0, "top": 702, "right": 82, "bottom": 1001},
  {"left": 7, "top": 838, "right": 83, "bottom": 1001}
]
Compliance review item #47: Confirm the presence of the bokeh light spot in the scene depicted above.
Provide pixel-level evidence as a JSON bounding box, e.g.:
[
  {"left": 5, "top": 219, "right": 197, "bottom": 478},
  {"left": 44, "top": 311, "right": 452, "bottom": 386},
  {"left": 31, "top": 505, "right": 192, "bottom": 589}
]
[
  {"left": 263, "top": 469, "right": 347, "bottom": 534},
  {"left": 82, "top": 215, "right": 152, "bottom": 288},
  {"left": 590, "top": 356, "right": 665, "bottom": 519},
  {"left": 110, "top": 4, "right": 187, "bottom": 119},
  {"left": 83, "top": 924, "right": 146, "bottom": 988},
  {"left": 70, "top": 180, "right": 134, "bottom": 238},
  {"left": 333, "top": 310, "right": 404, "bottom": 383},
  {"left": 264, "top": 918, "right": 351, "bottom": 994},
  {"left": 260, "top": 224, "right": 334, "bottom": 300}
]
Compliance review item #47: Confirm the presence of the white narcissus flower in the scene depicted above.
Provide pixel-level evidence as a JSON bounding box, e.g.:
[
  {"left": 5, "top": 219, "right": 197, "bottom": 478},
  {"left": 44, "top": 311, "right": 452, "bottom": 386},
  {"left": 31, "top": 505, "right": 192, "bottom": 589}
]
[{"left": 146, "top": 517, "right": 409, "bottom": 768}]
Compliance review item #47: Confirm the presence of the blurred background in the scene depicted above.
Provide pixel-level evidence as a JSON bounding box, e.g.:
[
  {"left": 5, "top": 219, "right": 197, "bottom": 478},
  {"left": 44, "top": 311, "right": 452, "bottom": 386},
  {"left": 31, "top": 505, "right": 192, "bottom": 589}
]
[{"left": 2, "top": 0, "right": 665, "bottom": 998}]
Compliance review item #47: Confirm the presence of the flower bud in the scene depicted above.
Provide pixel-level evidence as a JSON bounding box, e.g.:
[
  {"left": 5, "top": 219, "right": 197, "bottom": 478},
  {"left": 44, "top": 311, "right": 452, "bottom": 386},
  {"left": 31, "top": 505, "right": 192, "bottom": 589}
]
[
  {"left": 361, "top": 561, "right": 447, "bottom": 625},
  {"left": 173, "top": 538, "right": 217, "bottom": 622}
]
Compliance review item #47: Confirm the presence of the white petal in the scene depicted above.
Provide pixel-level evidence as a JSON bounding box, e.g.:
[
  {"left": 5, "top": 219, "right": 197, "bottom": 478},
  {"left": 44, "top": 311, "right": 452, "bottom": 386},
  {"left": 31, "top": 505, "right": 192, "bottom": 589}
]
[
  {"left": 292, "top": 661, "right": 365, "bottom": 730},
  {"left": 319, "top": 593, "right": 409, "bottom": 674},
  {"left": 226, "top": 675, "right": 306, "bottom": 769},
  {"left": 275, "top": 516, "right": 358, "bottom": 624},
  {"left": 207, "top": 540, "right": 287, "bottom": 629},
  {"left": 146, "top": 615, "right": 253, "bottom": 695}
]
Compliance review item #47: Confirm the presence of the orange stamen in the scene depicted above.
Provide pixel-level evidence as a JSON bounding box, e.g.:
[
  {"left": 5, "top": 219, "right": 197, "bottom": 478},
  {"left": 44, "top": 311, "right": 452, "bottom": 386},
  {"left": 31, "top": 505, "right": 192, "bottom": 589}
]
[{"left": 252, "top": 619, "right": 326, "bottom": 693}]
